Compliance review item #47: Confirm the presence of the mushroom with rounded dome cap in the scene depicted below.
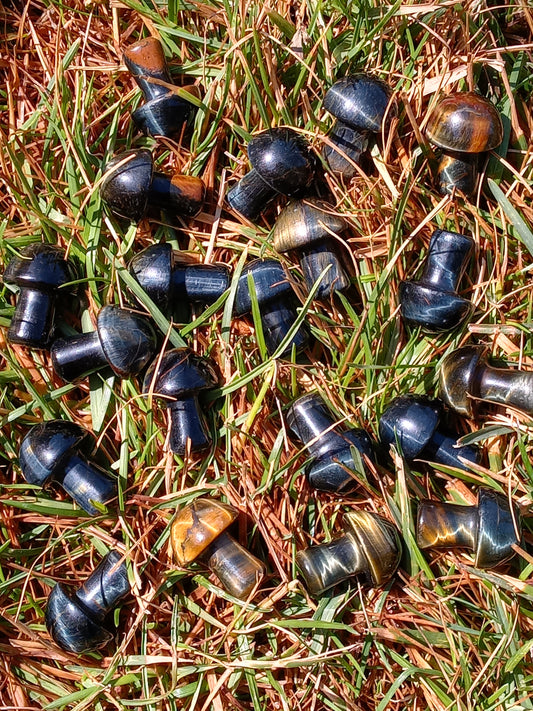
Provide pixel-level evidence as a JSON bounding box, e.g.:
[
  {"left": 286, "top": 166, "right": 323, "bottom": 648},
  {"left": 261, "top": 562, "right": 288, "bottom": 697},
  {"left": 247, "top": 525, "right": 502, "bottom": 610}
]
[
  {"left": 297, "top": 510, "right": 402, "bottom": 596},
  {"left": 45, "top": 550, "right": 130, "bottom": 653},
  {"left": 171, "top": 497, "right": 265, "bottom": 599},
  {"left": 100, "top": 148, "right": 204, "bottom": 223},
  {"left": 19, "top": 420, "right": 116, "bottom": 515},
  {"left": 399, "top": 228, "right": 475, "bottom": 332},
  {"left": 143, "top": 348, "right": 217, "bottom": 454},
  {"left": 51, "top": 305, "right": 157, "bottom": 382},
  {"left": 323, "top": 74, "right": 396, "bottom": 179},
  {"left": 226, "top": 128, "right": 315, "bottom": 222},
  {"left": 378, "top": 394, "right": 479, "bottom": 471},
  {"left": 425, "top": 92, "right": 503, "bottom": 195},
  {"left": 2, "top": 244, "right": 77, "bottom": 348},
  {"left": 417, "top": 487, "right": 521, "bottom": 568},
  {"left": 439, "top": 344, "right": 533, "bottom": 418},
  {"left": 272, "top": 199, "right": 352, "bottom": 298},
  {"left": 233, "top": 259, "right": 310, "bottom": 357},
  {"left": 123, "top": 36, "right": 196, "bottom": 138}
]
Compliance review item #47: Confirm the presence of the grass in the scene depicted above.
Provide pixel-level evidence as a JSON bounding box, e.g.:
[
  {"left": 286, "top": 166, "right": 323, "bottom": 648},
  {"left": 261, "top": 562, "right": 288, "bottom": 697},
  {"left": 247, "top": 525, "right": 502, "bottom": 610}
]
[{"left": 1, "top": 0, "right": 533, "bottom": 709}]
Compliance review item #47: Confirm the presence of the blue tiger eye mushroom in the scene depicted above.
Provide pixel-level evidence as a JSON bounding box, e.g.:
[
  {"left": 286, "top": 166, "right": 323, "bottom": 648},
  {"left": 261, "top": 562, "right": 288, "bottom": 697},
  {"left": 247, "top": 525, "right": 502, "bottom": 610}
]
[
  {"left": 19, "top": 420, "right": 116, "bottom": 515},
  {"left": 2, "top": 243, "right": 77, "bottom": 349},
  {"left": 45, "top": 550, "right": 130, "bottom": 653}
]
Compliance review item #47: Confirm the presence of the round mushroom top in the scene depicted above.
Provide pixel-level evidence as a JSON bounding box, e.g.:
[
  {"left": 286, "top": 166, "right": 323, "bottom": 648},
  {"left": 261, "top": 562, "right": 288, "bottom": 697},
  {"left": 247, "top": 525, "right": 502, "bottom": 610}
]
[
  {"left": 247, "top": 128, "right": 315, "bottom": 196},
  {"left": 97, "top": 305, "right": 157, "bottom": 378},
  {"left": 344, "top": 510, "right": 402, "bottom": 587},
  {"left": 143, "top": 348, "right": 217, "bottom": 400},
  {"left": 323, "top": 74, "right": 395, "bottom": 132},
  {"left": 476, "top": 488, "right": 521, "bottom": 568},
  {"left": 171, "top": 498, "right": 238, "bottom": 566},
  {"left": 19, "top": 420, "right": 90, "bottom": 486},
  {"left": 3, "top": 244, "right": 77, "bottom": 291},
  {"left": 378, "top": 395, "right": 442, "bottom": 460},
  {"left": 425, "top": 92, "right": 503, "bottom": 154},
  {"left": 234, "top": 259, "right": 294, "bottom": 316},
  {"left": 100, "top": 148, "right": 154, "bottom": 222},
  {"left": 45, "top": 583, "right": 112, "bottom": 654},
  {"left": 272, "top": 199, "right": 349, "bottom": 253},
  {"left": 439, "top": 345, "right": 486, "bottom": 417},
  {"left": 129, "top": 243, "right": 173, "bottom": 312}
]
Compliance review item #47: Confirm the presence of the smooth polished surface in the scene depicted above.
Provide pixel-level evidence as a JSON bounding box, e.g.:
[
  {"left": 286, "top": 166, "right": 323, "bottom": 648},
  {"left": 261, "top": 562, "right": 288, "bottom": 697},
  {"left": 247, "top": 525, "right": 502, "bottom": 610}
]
[
  {"left": 171, "top": 498, "right": 264, "bottom": 598},
  {"left": 3, "top": 243, "right": 77, "bottom": 348},
  {"left": 323, "top": 74, "right": 395, "bottom": 179},
  {"left": 101, "top": 148, "right": 204, "bottom": 222},
  {"left": 425, "top": 92, "right": 503, "bottom": 195},
  {"left": 226, "top": 128, "right": 315, "bottom": 220},
  {"left": 272, "top": 199, "right": 351, "bottom": 297},
  {"left": 45, "top": 550, "right": 130, "bottom": 653},
  {"left": 378, "top": 394, "right": 479, "bottom": 471},
  {"left": 234, "top": 259, "right": 309, "bottom": 356},
  {"left": 399, "top": 228, "right": 474, "bottom": 332},
  {"left": 440, "top": 345, "right": 533, "bottom": 418},
  {"left": 51, "top": 306, "right": 156, "bottom": 382},
  {"left": 123, "top": 36, "right": 195, "bottom": 137},
  {"left": 417, "top": 488, "right": 520, "bottom": 568},
  {"left": 143, "top": 348, "right": 217, "bottom": 453},
  {"left": 19, "top": 420, "right": 116, "bottom": 515},
  {"left": 297, "top": 510, "right": 401, "bottom": 596},
  {"left": 286, "top": 392, "right": 375, "bottom": 493},
  {"left": 129, "top": 244, "right": 230, "bottom": 314}
]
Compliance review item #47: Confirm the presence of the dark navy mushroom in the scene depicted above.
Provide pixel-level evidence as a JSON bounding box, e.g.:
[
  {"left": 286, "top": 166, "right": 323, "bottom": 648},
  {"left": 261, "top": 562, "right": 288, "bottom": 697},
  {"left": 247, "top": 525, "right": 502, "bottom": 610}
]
[
  {"left": 123, "top": 36, "right": 196, "bottom": 138},
  {"left": 2, "top": 244, "right": 77, "bottom": 348},
  {"left": 143, "top": 348, "right": 217, "bottom": 454},
  {"left": 286, "top": 392, "right": 375, "bottom": 493},
  {"left": 19, "top": 420, "right": 116, "bottom": 515},
  {"left": 233, "top": 259, "right": 309, "bottom": 357},
  {"left": 378, "top": 395, "right": 479, "bottom": 471},
  {"left": 323, "top": 74, "right": 395, "bottom": 179},
  {"left": 100, "top": 149, "right": 204, "bottom": 223},
  {"left": 226, "top": 128, "right": 315, "bottom": 222},
  {"left": 399, "top": 229, "right": 474, "bottom": 332},
  {"left": 50, "top": 305, "right": 157, "bottom": 382},
  {"left": 45, "top": 550, "right": 130, "bottom": 654}
]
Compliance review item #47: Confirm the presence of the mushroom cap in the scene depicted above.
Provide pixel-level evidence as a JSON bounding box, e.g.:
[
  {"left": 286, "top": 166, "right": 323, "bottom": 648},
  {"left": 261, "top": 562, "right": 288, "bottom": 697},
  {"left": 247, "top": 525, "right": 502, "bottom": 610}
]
[
  {"left": 129, "top": 243, "right": 173, "bottom": 312},
  {"left": 247, "top": 128, "right": 315, "bottom": 196},
  {"left": 476, "top": 488, "right": 520, "bottom": 568},
  {"left": 234, "top": 259, "right": 294, "bottom": 316},
  {"left": 271, "top": 199, "right": 349, "bottom": 253},
  {"left": 379, "top": 395, "right": 441, "bottom": 460},
  {"left": 143, "top": 348, "right": 217, "bottom": 400},
  {"left": 344, "top": 511, "right": 402, "bottom": 587},
  {"left": 439, "top": 345, "right": 486, "bottom": 417},
  {"left": 100, "top": 149, "right": 153, "bottom": 222},
  {"left": 45, "top": 583, "right": 113, "bottom": 654},
  {"left": 399, "top": 282, "right": 471, "bottom": 332},
  {"left": 171, "top": 498, "right": 238, "bottom": 566},
  {"left": 19, "top": 420, "right": 90, "bottom": 486},
  {"left": 425, "top": 92, "right": 503, "bottom": 154},
  {"left": 97, "top": 305, "right": 157, "bottom": 378},
  {"left": 324, "top": 74, "right": 395, "bottom": 132},
  {"left": 3, "top": 244, "right": 76, "bottom": 291}
]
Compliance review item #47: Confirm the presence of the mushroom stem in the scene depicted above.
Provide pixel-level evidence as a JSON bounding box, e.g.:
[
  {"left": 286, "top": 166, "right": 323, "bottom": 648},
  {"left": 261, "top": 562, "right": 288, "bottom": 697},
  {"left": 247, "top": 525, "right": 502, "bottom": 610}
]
[
  {"left": 299, "top": 239, "right": 351, "bottom": 298},
  {"left": 259, "top": 297, "right": 309, "bottom": 356},
  {"left": 323, "top": 121, "right": 369, "bottom": 179},
  {"left": 417, "top": 501, "right": 477, "bottom": 550},
  {"left": 296, "top": 533, "right": 364, "bottom": 596},
  {"left": 51, "top": 331, "right": 108, "bottom": 382},
  {"left": 168, "top": 396, "right": 210, "bottom": 454},
  {"left": 149, "top": 172, "right": 204, "bottom": 217},
  {"left": 436, "top": 151, "right": 477, "bottom": 196},
  {"left": 226, "top": 168, "right": 276, "bottom": 221},
  {"left": 61, "top": 455, "right": 117, "bottom": 515},
  {"left": 75, "top": 550, "right": 130, "bottom": 622},
  {"left": 206, "top": 530, "right": 265, "bottom": 599},
  {"left": 8, "top": 287, "right": 54, "bottom": 347},
  {"left": 123, "top": 38, "right": 172, "bottom": 103},
  {"left": 170, "top": 264, "right": 229, "bottom": 304},
  {"left": 422, "top": 429, "right": 479, "bottom": 470},
  {"left": 477, "top": 366, "right": 533, "bottom": 414}
]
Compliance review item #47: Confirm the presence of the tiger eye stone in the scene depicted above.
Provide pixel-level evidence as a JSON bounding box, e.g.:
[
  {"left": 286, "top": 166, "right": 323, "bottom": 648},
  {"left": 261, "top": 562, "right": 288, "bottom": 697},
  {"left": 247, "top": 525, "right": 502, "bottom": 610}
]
[
  {"left": 426, "top": 92, "right": 503, "bottom": 154},
  {"left": 171, "top": 498, "right": 238, "bottom": 566}
]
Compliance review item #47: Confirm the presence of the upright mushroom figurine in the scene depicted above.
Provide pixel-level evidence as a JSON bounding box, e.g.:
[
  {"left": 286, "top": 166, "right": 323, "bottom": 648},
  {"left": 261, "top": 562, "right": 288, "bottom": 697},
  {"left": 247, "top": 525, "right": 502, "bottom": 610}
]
[{"left": 425, "top": 92, "right": 503, "bottom": 196}]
